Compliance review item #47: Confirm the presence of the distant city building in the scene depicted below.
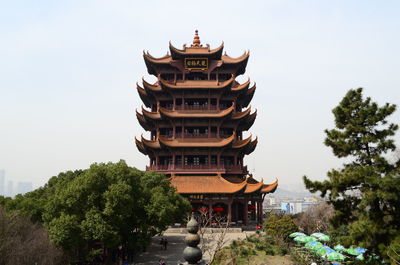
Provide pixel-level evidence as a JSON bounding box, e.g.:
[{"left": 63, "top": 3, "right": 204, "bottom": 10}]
[
  {"left": 281, "top": 202, "right": 303, "bottom": 214},
  {"left": 264, "top": 195, "right": 322, "bottom": 215},
  {"left": 0, "top": 170, "right": 4, "bottom": 196},
  {"left": 6, "top": 180, "right": 14, "bottom": 197},
  {"left": 16, "top": 182, "right": 33, "bottom": 195}
]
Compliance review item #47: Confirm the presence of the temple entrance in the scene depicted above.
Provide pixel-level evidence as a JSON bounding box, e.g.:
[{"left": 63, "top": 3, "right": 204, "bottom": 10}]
[
  {"left": 210, "top": 203, "right": 228, "bottom": 226},
  {"left": 232, "top": 201, "right": 244, "bottom": 225}
]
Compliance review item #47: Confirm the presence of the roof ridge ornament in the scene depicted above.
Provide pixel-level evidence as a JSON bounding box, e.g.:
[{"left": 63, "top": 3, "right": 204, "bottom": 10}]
[{"left": 191, "top": 29, "right": 202, "bottom": 47}]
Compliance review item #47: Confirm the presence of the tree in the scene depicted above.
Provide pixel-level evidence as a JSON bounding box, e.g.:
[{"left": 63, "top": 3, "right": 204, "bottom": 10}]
[
  {"left": 303, "top": 88, "right": 400, "bottom": 262},
  {"left": 42, "top": 160, "right": 191, "bottom": 262},
  {"left": 0, "top": 206, "right": 64, "bottom": 265},
  {"left": 264, "top": 214, "right": 298, "bottom": 241},
  {"left": 294, "top": 202, "right": 334, "bottom": 235},
  {"left": 196, "top": 210, "right": 231, "bottom": 264}
]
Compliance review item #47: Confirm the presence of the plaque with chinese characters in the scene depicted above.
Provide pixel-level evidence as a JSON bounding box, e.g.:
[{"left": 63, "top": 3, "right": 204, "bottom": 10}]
[{"left": 184, "top": 58, "right": 208, "bottom": 70}]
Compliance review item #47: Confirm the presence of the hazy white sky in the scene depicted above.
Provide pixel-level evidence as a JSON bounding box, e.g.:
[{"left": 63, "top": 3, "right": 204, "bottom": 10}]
[{"left": 1, "top": 0, "right": 399, "bottom": 190}]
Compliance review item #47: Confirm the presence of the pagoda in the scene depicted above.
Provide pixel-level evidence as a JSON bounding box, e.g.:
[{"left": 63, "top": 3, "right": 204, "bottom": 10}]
[{"left": 135, "top": 31, "right": 277, "bottom": 225}]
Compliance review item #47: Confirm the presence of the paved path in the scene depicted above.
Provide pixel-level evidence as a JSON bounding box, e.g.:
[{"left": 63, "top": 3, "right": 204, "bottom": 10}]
[
  {"left": 133, "top": 232, "right": 254, "bottom": 265},
  {"left": 134, "top": 234, "right": 186, "bottom": 265}
]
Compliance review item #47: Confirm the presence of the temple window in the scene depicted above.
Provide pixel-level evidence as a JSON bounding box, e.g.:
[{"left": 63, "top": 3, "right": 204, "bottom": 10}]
[
  {"left": 175, "top": 98, "right": 182, "bottom": 107},
  {"left": 220, "top": 100, "right": 233, "bottom": 110},
  {"left": 211, "top": 156, "right": 217, "bottom": 165},
  {"left": 186, "top": 72, "right": 207, "bottom": 80},
  {"left": 183, "top": 98, "right": 208, "bottom": 110},
  {"left": 159, "top": 128, "right": 173, "bottom": 138},
  {"left": 184, "top": 156, "right": 208, "bottom": 166},
  {"left": 175, "top": 156, "right": 182, "bottom": 165},
  {"left": 160, "top": 100, "right": 173, "bottom": 110},
  {"left": 158, "top": 156, "right": 172, "bottom": 165},
  {"left": 218, "top": 74, "right": 231, "bottom": 81},
  {"left": 183, "top": 127, "right": 209, "bottom": 137},
  {"left": 220, "top": 128, "right": 233, "bottom": 138},
  {"left": 220, "top": 156, "right": 234, "bottom": 165},
  {"left": 160, "top": 73, "right": 174, "bottom": 81}
]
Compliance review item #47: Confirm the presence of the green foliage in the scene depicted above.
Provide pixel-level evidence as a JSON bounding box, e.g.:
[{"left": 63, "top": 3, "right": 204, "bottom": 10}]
[
  {"left": 264, "top": 214, "right": 298, "bottom": 241},
  {"left": 230, "top": 240, "right": 238, "bottom": 249},
  {"left": 1, "top": 160, "right": 191, "bottom": 262},
  {"left": 246, "top": 234, "right": 261, "bottom": 244},
  {"left": 239, "top": 247, "right": 250, "bottom": 257},
  {"left": 264, "top": 247, "right": 275, "bottom": 256},
  {"left": 303, "top": 88, "right": 400, "bottom": 262},
  {"left": 255, "top": 242, "right": 264, "bottom": 251},
  {"left": 278, "top": 247, "right": 288, "bottom": 256},
  {"left": 213, "top": 233, "right": 295, "bottom": 265}
]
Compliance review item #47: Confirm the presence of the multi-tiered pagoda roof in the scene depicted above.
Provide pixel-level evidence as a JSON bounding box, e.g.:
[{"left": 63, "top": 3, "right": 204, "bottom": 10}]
[{"left": 135, "top": 31, "right": 277, "bottom": 225}]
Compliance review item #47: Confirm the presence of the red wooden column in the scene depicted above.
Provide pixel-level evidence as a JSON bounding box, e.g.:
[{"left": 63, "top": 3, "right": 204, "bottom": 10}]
[
  {"left": 208, "top": 203, "right": 212, "bottom": 222},
  {"left": 243, "top": 199, "right": 248, "bottom": 225},
  {"left": 232, "top": 202, "right": 237, "bottom": 223},
  {"left": 227, "top": 201, "right": 232, "bottom": 223}
]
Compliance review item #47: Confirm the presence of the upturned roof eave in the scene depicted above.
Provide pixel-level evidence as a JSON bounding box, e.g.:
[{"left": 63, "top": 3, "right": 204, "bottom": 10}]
[
  {"left": 232, "top": 106, "right": 252, "bottom": 120},
  {"left": 169, "top": 174, "right": 249, "bottom": 194},
  {"left": 159, "top": 105, "right": 235, "bottom": 119},
  {"left": 158, "top": 133, "right": 235, "bottom": 148},
  {"left": 231, "top": 78, "right": 251, "bottom": 92},
  {"left": 261, "top": 178, "right": 279, "bottom": 193},
  {"left": 136, "top": 84, "right": 153, "bottom": 107},
  {"left": 158, "top": 75, "right": 235, "bottom": 90},
  {"left": 169, "top": 41, "right": 224, "bottom": 59},
  {"left": 141, "top": 106, "right": 161, "bottom": 120}
]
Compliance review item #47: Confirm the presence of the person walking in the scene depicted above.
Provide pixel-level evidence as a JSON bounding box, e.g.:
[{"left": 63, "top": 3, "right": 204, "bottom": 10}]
[
  {"left": 160, "top": 238, "right": 165, "bottom": 250},
  {"left": 163, "top": 238, "right": 168, "bottom": 250}
]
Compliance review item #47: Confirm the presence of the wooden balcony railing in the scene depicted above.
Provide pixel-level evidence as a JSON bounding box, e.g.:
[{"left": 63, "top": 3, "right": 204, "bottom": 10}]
[
  {"left": 174, "top": 133, "right": 217, "bottom": 139},
  {"left": 159, "top": 133, "right": 231, "bottom": 139},
  {"left": 146, "top": 164, "right": 247, "bottom": 174},
  {"left": 175, "top": 105, "right": 218, "bottom": 111}
]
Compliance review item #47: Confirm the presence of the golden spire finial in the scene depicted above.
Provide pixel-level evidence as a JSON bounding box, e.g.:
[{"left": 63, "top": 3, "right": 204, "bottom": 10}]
[{"left": 192, "top": 29, "right": 201, "bottom": 47}]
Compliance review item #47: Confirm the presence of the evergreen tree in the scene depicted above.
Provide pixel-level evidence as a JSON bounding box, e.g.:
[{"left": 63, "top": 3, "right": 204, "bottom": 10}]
[{"left": 303, "top": 88, "right": 400, "bottom": 262}]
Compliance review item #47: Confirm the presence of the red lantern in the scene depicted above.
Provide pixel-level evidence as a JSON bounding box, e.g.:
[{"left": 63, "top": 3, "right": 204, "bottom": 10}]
[
  {"left": 213, "top": 207, "right": 224, "bottom": 212},
  {"left": 191, "top": 207, "right": 195, "bottom": 212},
  {"left": 199, "top": 207, "right": 209, "bottom": 212},
  {"left": 248, "top": 205, "right": 256, "bottom": 210}
]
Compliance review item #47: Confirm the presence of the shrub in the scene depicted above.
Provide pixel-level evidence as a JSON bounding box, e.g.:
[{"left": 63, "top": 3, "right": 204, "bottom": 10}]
[
  {"left": 278, "top": 247, "right": 288, "bottom": 256},
  {"left": 264, "top": 214, "right": 298, "bottom": 242},
  {"left": 247, "top": 235, "right": 260, "bottom": 244},
  {"left": 265, "top": 247, "right": 275, "bottom": 256},
  {"left": 240, "top": 247, "right": 250, "bottom": 257},
  {"left": 230, "top": 240, "right": 238, "bottom": 249},
  {"left": 255, "top": 243, "right": 265, "bottom": 251}
]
